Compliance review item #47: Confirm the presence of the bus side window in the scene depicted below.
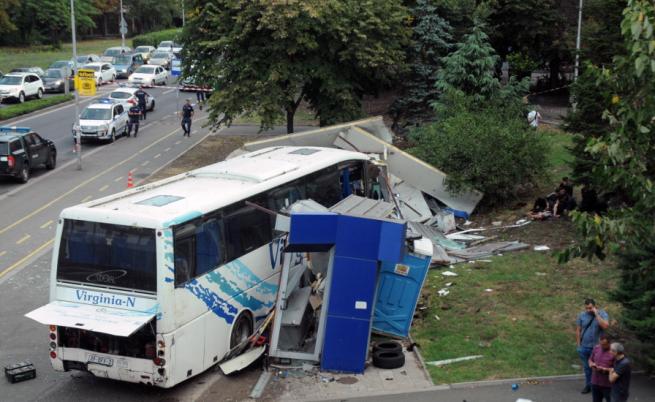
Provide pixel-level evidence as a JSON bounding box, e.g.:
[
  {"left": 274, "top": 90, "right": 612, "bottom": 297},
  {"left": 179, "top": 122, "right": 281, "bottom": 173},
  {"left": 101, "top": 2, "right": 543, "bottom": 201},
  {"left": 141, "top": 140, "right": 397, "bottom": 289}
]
[
  {"left": 174, "top": 234, "right": 194, "bottom": 286},
  {"left": 267, "top": 180, "right": 306, "bottom": 212},
  {"left": 224, "top": 200, "right": 272, "bottom": 261},
  {"left": 305, "top": 166, "right": 341, "bottom": 207},
  {"left": 195, "top": 218, "right": 224, "bottom": 276}
]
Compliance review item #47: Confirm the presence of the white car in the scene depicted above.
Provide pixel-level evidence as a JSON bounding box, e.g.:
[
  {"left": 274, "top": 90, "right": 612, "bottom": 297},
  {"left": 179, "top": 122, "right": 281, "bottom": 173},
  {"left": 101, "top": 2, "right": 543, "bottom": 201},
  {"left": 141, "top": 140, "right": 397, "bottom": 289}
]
[
  {"left": 0, "top": 73, "right": 44, "bottom": 103},
  {"left": 134, "top": 45, "right": 156, "bottom": 63},
  {"left": 72, "top": 100, "right": 128, "bottom": 143},
  {"left": 82, "top": 62, "right": 116, "bottom": 86},
  {"left": 101, "top": 46, "right": 133, "bottom": 63},
  {"left": 128, "top": 65, "right": 168, "bottom": 86},
  {"left": 108, "top": 87, "right": 155, "bottom": 111},
  {"left": 148, "top": 51, "right": 174, "bottom": 69}
]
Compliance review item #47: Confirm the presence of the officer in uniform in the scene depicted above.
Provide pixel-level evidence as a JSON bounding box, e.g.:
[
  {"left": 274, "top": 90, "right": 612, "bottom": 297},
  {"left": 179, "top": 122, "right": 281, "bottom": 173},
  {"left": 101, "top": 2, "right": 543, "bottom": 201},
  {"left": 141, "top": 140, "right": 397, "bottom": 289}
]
[
  {"left": 127, "top": 103, "right": 142, "bottom": 137},
  {"left": 180, "top": 99, "right": 194, "bottom": 137},
  {"left": 134, "top": 86, "right": 148, "bottom": 120}
]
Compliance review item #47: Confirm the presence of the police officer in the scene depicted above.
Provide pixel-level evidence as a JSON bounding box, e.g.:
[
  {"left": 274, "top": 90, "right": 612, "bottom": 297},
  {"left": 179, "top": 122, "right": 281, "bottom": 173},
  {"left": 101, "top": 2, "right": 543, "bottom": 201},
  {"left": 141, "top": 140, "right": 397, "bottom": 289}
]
[
  {"left": 196, "top": 87, "right": 206, "bottom": 110},
  {"left": 127, "top": 103, "right": 142, "bottom": 137},
  {"left": 134, "top": 86, "right": 148, "bottom": 120},
  {"left": 180, "top": 98, "right": 194, "bottom": 137}
]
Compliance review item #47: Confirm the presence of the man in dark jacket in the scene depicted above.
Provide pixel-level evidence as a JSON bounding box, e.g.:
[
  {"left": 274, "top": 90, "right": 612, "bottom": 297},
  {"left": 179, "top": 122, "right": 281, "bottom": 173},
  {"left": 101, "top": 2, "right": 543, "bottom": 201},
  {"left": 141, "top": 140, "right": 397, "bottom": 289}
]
[
  {"left": 127, "top": 104, "right": 142, "bottom": 137},
  {"left": 134, "top": 87, "right": 148, "bottom": 120}
]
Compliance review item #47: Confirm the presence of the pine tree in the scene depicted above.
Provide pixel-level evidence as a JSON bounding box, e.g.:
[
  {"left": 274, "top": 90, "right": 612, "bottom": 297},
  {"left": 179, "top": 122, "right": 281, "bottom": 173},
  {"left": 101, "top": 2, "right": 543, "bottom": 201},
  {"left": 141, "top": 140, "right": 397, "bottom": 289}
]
[
  {"left": 434, "top": 25, "right": 500, "bottom": 103},
  {"left": 390, "top": 0, "right": 453, "bottom": 128}
]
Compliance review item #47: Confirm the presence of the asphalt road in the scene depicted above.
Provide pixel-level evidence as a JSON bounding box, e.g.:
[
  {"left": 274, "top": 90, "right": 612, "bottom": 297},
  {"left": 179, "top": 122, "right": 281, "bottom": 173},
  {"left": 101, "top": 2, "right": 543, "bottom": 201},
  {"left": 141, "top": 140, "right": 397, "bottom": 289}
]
[{"left": 0, "top": 81, "right": 221, "bottom": 401}]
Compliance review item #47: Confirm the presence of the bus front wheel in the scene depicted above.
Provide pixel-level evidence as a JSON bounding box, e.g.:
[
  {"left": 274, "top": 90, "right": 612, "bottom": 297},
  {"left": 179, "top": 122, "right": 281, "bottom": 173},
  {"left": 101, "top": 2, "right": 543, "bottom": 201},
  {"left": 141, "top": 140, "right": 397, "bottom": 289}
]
[{"left": 230, "top": 313, "right": 253, "bottom": 349}]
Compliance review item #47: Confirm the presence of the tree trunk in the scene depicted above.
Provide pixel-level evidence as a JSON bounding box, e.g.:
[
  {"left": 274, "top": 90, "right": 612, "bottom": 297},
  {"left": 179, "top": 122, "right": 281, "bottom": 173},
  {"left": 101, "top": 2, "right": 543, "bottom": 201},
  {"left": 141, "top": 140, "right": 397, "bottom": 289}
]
[
  {"left": 286, "top": 107, "right": 295, "bottom": 134},
  {"left": 549, "top": 56, "right": 561, "bottom": 88},
  {"left": 103, "top": 14, "right": 108, "bottom": 37}
]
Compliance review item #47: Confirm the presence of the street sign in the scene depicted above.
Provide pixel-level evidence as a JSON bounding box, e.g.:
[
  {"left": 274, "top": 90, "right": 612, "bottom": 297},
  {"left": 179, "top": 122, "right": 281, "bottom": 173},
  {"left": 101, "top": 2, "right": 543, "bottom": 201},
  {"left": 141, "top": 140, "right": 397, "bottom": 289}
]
[
  {"left": 76, "top": 69, "right": 96, "bottom": 96},
  {"left": 171, "top": 59, "right": 182, "bottom": 77},
  {"left": 119, "top": 17, "right": 127, "bottom": 35}
]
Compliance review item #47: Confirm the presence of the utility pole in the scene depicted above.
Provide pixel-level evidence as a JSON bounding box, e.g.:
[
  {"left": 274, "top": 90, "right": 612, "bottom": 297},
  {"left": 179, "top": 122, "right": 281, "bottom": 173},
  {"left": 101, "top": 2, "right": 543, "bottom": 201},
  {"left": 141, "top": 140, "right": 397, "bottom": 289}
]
[
  {"left": 181, "top": 1, "right": 185, "bottom": 27},
  {"left": 574, "top": 0, "right": 584, "bottom": 81},
  {"left": 120, "top": 0, "right": 126, "bottom": 48},
  {"left": 70, "top": 0, "right": 82, "bottom": 170}
]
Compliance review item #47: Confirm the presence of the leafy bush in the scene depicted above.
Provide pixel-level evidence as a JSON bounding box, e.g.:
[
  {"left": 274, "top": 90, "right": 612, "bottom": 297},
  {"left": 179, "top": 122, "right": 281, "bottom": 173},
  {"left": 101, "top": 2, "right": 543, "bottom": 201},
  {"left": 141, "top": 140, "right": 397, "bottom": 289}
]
[
  {"left": 506, "top": 52, "right": 538, "bottom": 80},
  {"left": 131, "top": 29, "right": 182, "bottom": 48},
  {"left": 0, "top": 94, "right": 73, "bottom": 121},
  {"left": 410, "top": 92, "right": 549, "bottom": 207}
]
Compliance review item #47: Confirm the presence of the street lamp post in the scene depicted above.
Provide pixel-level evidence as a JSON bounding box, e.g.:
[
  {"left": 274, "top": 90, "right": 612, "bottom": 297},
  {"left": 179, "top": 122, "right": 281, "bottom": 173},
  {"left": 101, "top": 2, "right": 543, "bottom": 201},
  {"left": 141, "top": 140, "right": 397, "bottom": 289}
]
[
  {"left": 120, "top": 0, "right": 125, "bottom": 48},
  {"left": 574, "top": 0, "right": 584, "bottom": 81},
  {"left": 70, "top": 0, "right": 82, "bottom": 170},
  {"left": 181, "top": 1, "right": 185, "bottom": 27}
]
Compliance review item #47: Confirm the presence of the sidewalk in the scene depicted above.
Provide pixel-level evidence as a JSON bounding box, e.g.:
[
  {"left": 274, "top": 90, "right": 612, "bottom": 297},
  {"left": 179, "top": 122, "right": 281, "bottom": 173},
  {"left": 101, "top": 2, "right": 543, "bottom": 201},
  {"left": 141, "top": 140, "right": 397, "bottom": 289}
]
[{"left": 330, "top": 373, "right": 655, "bottom": 402}]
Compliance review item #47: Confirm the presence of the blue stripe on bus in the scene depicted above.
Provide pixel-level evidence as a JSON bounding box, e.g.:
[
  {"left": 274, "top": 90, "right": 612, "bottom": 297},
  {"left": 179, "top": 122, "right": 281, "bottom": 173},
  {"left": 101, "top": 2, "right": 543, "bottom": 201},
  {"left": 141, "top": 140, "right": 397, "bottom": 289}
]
[{"left": 184, "top": 278, "right": 238, "bottom": 324}]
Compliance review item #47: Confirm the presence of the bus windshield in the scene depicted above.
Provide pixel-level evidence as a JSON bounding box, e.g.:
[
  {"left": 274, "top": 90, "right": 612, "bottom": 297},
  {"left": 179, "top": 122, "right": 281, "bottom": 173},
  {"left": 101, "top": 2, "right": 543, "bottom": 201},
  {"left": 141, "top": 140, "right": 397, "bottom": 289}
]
[{"left": 57, "top": 219, "right": 157, "bottom": 292}]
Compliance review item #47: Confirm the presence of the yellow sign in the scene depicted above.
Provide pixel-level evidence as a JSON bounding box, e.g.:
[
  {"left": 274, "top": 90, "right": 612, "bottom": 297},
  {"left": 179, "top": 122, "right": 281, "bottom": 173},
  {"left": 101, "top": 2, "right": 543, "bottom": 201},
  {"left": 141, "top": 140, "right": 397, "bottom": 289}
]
[{"left": 76, "top": 69, "right": 96, "bottom": 96}]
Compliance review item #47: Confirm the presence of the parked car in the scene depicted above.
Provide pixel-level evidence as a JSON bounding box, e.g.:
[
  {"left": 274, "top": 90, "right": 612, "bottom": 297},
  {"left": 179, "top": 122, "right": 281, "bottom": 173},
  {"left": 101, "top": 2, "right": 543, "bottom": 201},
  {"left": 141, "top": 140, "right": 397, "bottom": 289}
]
[
  {"left": 134, "top": 46, "right": 156, "bottom": 63},
  {"left": 72, "top": 99, "right": 128, "bottom": 143},
  {"left": 48, "top": 60, "right": 74, "bottom": 74},
  {"left": 112, "top": 53, "right": 145, "bottom": 78},
  {"left": 0, "top": 73, "right": 44, "bottom": 103},
  {"left": 157, "top": 40, "right": 175, "bottom": 51},
  {"left": 101, "top": 46, "right": 133, "bottom": 63},
  {"left": 0, "top": 126, "right": 57, "bottom": 183},
  {"left": 10, "top": 67, "right": 45, "bottom": 78},
  {"left": 72, "top": 54, "right": 101, "bottom": 65},
  {"left": 43, "top": 68, "right": 75, "bottom": 93},
  {"left": 108, "top": 86, "right": 155, "bottom": 111},
  {"left": 148, "top": 51, "right": 174, "bottom": 69},
  {"left": 81, "top": 62, "right": 116, "bottom": 86},
  {"left": 128, "top": 65, "right": 168, "bottom": 86}
]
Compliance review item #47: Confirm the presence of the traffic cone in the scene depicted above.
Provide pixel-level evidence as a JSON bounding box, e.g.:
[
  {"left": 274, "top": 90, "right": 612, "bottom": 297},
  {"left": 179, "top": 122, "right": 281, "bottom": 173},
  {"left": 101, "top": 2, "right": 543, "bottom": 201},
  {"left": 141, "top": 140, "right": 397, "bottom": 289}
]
[{"left": 127, "top": 171, "right": 134, "bottom": 188}]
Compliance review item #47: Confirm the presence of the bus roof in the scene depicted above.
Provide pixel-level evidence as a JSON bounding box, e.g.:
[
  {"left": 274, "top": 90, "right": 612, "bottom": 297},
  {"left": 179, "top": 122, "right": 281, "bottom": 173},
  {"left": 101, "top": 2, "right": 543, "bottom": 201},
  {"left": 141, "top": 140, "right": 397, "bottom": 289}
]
[{"left": 60, "top": 146, "right": 368, "bottom": 228}]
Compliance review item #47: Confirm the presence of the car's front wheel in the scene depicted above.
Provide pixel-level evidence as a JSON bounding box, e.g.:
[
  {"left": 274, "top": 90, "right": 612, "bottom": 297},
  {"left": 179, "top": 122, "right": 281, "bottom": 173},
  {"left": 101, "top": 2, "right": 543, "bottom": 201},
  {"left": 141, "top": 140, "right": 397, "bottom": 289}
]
[
  {"left": 109, "top": 129, "right": 116, "bottom": 143},
  {"left": 36, "top": 88, "right": 43, "bottom": 99},
  {"left": 46, "top": 152, "right": 56, "bottom": 169},
  {"left": 18, "top": 92, "right": 25, "bottom": 103},
  {"left": 150, "top": 100, "right": 155, "bottom": 111},
  {"left": 111, "top": 74, "right": 116, "bottom": 82}
]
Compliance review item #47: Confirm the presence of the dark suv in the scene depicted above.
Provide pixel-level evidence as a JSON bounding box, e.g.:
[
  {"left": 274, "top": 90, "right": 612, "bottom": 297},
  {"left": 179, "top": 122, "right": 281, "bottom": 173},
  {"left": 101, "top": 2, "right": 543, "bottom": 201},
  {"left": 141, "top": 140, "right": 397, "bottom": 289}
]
[{"left": 0, "top": 127, "right": 57, "bottom": 183}]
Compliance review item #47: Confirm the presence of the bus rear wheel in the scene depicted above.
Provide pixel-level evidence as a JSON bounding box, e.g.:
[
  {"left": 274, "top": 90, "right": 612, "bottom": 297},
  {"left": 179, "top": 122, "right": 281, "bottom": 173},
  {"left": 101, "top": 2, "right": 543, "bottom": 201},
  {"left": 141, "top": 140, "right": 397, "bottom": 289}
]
[{"left": 230, "top": 313, "right": 253, "bottom": 349}]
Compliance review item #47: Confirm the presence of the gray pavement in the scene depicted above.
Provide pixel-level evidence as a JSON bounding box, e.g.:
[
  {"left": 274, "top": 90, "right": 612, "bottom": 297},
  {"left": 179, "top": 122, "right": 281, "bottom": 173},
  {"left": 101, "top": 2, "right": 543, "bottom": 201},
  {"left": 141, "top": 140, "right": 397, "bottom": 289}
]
[{"left": 332, "top": 374, "right": 655, "bottom": 402}]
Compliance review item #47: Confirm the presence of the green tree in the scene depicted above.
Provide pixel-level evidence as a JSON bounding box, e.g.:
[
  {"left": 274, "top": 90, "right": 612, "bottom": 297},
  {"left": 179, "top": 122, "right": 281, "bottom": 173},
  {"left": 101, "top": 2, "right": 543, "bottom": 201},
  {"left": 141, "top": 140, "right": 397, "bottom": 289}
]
[
  {"left": 562, "top": 0, "right": 655, "bottom": 371},
  {"left": 434, "top": 25, "right": 500, "bottom": 102},
  {"left": 391, "top": 0, "right": 453, "bottom": 128},
  {"left": 124, "top": 0, "right": 179, "bottom": 34},
  {"left": 582, "top": 0, "right": 627, "bottom": 66},
  {"left": 0, "top": 0, "right": 19, "bottom": 36},
  {"left": 180, "top": 0, "right": 410, "bottom": 134}
]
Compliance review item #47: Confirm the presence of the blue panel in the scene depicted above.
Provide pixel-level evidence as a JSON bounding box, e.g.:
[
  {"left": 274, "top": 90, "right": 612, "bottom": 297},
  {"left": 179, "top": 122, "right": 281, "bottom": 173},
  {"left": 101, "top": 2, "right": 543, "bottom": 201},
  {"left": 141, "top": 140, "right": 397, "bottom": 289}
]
[
  {"left": 377, "top": 220, "right": 406, "bottom": 262},
  {"left": 334, "top": 215, "right": 382, "bottom": 260},
  {"left": 372, "top": 253, "right": 431, "bottom": 338},
  {"left": 321, "top": 316, "right": 371, "bottom": 373},
  {"left": 288, "top": 212, "right": 338, "bottom": 246},
  {"left": 327, "top": 256, "right": 378, "bottom": 320}
]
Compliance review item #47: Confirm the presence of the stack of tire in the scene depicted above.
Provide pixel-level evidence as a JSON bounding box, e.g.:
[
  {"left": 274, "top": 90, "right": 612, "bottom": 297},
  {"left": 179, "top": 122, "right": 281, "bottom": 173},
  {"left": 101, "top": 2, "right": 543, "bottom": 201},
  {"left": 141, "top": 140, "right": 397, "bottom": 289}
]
[{"left": 372, "top": 341, "right": 405, "bottom": 369}]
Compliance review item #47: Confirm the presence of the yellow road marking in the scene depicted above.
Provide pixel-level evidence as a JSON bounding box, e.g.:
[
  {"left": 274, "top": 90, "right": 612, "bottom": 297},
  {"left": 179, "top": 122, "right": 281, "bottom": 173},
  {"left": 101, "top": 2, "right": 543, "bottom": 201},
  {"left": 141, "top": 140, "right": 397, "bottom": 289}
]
[
  {"left": 114, "top": 176, "right": 123, "bottom": 182},
  {"left": 16, "top": 234, "right": 31, "bottom": 245},
  {"left": 40, "top": 220, "right": 54, "bottom": 229},
  {"left": 141, "top": 160, "right": 150, "bottom": 167},
  {"left": 81, "top": 195, "right": 93, "bottom": 202},
  {"left": 153, "top": 153, "right": 161, "bottom": 159},
  {"left": 0, "top": 251, "right": 6, "bottom": 257},
  {"left": 0, "top": 239, "right": 54, "bottom": 279},
  {"left": 98, "top": 184, "right": 109, "bottom": 192}
]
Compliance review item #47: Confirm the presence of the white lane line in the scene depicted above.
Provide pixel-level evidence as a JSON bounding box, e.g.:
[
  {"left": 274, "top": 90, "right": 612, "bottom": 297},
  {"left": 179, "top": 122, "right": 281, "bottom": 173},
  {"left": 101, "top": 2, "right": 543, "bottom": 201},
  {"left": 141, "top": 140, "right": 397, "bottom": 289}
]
[
  {"left": 153, "top": 153, "right": 161, "bottom": 159},
  {"left": 114, "top": 176, "right": 123, "bottom": 182},
  {"left": 40, "top": 220, "right": 54, "bottom": 229},
  {"left": 98, "top": 184, "right": 109, "bottom": 192},
  {"left": 132, "top": 167, "right": 139, "bottom": 173},
  {"left": 175, "top": 140, "right": 181, "bottom": 145},
  {"left": 0, "top": 251, "right": 6, "bottom": 257},
  {"left": 141, "top": 160, "right": 150, "bottom": 167},
  {"left": 163, "top": 88, "right": 175, "bottom": 95},
  {"left": 164, "top": 147, "right": 171, "bottom": 152},
  {"left": 81, "top": 195, "right": 93, "bottom": 202},
  {"left": 16, "top": 234, "right": 31, "bottom": 245}
]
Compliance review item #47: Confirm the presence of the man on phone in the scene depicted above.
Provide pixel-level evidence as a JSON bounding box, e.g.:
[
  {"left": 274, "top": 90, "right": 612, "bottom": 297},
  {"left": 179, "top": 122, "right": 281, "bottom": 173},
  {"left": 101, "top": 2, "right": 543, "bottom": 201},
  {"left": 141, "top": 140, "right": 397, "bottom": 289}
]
[{"left": 576, "top": 298, "right": 610, "bottom": 394}]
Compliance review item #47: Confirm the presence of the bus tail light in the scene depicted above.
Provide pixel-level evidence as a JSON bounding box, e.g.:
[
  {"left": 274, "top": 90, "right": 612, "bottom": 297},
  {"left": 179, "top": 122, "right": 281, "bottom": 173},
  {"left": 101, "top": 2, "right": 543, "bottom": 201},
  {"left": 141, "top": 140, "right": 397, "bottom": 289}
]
[
  {"left": 153, "top": 357, "right": 166, "bottom": 367},
  {"left": 49, "top": 325, "right": 57, "bottom": 332},
  {"left": 7, "top": 156, "right": 15, "bottom": 168},
  {"left": 50, "top": 351, "right": 57, "bottom": 359}
]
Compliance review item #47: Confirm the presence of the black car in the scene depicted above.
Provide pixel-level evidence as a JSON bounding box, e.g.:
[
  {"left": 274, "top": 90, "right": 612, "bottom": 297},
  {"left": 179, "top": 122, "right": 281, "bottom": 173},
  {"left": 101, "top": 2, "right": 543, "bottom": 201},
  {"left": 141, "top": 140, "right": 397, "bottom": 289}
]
[
  {"left": 0, "top": 127, "right": 57, "bottom": 183},
  {"left": 43, "top": 68, "right": 75, "bottom": 93}
]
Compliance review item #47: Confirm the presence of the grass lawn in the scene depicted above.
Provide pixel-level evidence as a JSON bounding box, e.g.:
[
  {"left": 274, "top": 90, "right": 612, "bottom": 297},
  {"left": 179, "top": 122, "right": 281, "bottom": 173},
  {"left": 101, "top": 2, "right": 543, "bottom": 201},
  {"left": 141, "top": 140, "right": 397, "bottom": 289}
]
[
  {"left": 0, "top": 94, "right": 73, "bottom": 121},
  {"left": 0, "top": 39, "right": 122, "bottom": 71},
  {"left": 410, "top": 123, "right": 621, "bottom": 384}
]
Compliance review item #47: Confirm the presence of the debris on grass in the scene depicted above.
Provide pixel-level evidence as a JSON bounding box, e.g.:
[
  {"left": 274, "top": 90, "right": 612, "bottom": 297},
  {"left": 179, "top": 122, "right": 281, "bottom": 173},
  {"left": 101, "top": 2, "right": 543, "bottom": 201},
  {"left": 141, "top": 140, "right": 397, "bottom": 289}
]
[{"left": 426, "top": 355, "right": 484, "bottom": 367}]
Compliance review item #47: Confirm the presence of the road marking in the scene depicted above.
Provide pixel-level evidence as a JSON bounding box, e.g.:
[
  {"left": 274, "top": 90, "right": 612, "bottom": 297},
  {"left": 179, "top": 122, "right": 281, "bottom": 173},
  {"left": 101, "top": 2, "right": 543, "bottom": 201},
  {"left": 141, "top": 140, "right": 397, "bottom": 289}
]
[
  {"left": 40, "top": 220, "right": 54, "bottom": 229},
  {"left": 16, "top": 234, "right": 31, "bottom": 245},
  {"left": 81, "top": 195, "right": 93, "bottom": 202},
  {"left": 164, "top": 147, "right": 171, "bottom": 152},
  {"left": 132, "top": 167, "right": 139, "bottom": 173},
  {"left": 114, "top": 176, "right": 123, "bottom": 182},
  {"left": 98, "top": 184, "right": 109, "bottom": 192},
  {"left": 153, "top": 153, "right": 161, "bottom": 159},
  {"left": 0, "top": 251, "right": 6, "bottom": 258},
  {"left": 175, "top": 140, "right": 181, "bottom": 145},
  {"left": 141, "top": 160, "right": 150, "bottom": 167},
  {"left": 0, "top": 116, "right": 209, "bottom": 239},
  {"left": 0, "top": 239, "right": 54, "bottom": 280},
  {"left": 163, "top": 88, "right": 175, "bottom": 95}
]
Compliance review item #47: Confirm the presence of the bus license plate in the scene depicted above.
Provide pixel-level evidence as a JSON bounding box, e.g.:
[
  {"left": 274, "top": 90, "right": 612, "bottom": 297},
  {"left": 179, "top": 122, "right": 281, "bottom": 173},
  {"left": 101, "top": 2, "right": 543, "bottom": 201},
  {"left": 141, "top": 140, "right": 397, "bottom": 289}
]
[{"left": 88, "top": 355, "right": 114, "bottom": 367}]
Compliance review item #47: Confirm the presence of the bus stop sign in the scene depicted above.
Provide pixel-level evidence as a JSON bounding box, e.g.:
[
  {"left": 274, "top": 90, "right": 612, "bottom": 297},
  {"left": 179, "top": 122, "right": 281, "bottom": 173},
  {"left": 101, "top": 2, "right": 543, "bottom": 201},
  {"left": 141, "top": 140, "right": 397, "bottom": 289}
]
[
  {"left": 76, "top": 69, "right": 96, "bottom": 96},
  {"left": 171, "top": 59, "right": 182, "bottom": 77}
]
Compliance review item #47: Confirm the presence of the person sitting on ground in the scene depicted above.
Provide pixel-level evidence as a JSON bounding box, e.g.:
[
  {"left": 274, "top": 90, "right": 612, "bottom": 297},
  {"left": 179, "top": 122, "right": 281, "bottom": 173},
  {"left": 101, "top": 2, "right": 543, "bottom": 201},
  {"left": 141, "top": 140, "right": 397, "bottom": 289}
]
[
  {"left": 528, "top": 192, "right": 558, "bottom": 220},
  {"left": 558, "top": 177, "right": 574, "bottom": 197},
  {"left": 553, "top": 188, "right": 572, "bottom": 218}
]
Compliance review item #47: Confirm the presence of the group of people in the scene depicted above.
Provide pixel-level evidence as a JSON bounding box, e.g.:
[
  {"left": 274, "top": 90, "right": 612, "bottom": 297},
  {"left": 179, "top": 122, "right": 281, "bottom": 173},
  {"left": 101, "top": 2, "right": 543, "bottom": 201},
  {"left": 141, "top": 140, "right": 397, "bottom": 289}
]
[
  {"left": 529, "top": 177, "right": 577, "bottom": 220},
  {"left": 576, "top": 298, "right": 632, "bottom": 402}
]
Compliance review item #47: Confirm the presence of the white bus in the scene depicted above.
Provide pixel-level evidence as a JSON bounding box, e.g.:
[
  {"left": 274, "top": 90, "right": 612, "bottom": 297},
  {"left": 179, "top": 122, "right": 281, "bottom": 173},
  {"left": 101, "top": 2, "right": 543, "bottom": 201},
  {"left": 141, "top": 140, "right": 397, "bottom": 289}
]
[{"left": 26, "top": 146, "right": 371, "bottom": 387}]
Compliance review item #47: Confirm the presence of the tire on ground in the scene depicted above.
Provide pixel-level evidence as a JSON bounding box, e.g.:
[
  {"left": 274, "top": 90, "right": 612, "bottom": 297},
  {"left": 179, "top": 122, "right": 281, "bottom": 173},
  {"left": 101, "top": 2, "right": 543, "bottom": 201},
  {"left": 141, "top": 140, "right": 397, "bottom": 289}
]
[
  {"left": 372, "top": 350, "right": 405, "bottom": 369},
  {"left": 373, "top": 341, "right": 402, "bottom": 355}
]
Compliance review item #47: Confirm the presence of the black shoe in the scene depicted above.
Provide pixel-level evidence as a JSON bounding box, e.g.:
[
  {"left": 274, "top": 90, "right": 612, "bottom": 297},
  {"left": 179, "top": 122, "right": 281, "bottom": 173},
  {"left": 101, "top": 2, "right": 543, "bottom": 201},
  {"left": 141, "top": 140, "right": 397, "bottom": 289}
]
[{"left": 581, "top": 385, "right": 591, "bottom": 394}]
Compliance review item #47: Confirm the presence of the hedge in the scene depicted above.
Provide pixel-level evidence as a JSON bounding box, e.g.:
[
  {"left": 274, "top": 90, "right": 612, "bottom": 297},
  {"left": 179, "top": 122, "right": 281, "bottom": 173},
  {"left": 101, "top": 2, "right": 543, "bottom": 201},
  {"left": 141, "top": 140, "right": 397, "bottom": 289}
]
[
  {"left": 0, "top": 94, "right": 74, "bottom": 121},
  {"left": 132, "top": 28, "right": 182, "bottom": 48}
]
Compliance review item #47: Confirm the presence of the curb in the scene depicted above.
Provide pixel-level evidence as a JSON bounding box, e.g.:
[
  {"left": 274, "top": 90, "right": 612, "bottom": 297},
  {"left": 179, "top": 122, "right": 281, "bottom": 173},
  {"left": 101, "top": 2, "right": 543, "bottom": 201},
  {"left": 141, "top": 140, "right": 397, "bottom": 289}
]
[
  {"left": 447, "top": 373, "right": 584, "bottom": 389},
  {"left": 407, "top": 335, "right": 433, "bottom": 385}
]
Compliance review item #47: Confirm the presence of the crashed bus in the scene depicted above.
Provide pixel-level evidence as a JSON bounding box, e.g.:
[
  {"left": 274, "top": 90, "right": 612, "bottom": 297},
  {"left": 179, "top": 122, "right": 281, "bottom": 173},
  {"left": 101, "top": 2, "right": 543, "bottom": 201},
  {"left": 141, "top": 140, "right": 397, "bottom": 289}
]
[{"left": 26, "top": 146, "right": 371, "bottom": 387}]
